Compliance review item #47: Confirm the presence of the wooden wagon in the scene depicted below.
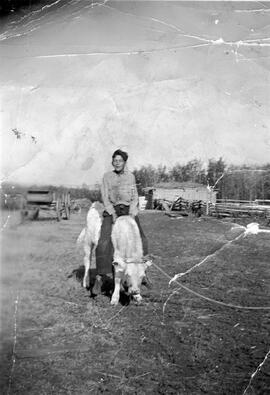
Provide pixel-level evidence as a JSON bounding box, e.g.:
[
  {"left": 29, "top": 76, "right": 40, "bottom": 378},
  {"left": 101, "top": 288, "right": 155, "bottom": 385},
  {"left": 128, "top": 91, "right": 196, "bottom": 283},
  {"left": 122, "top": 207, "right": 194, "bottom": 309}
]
[{"left": 21, "top": 189, "right": 71, "bottom": 221}]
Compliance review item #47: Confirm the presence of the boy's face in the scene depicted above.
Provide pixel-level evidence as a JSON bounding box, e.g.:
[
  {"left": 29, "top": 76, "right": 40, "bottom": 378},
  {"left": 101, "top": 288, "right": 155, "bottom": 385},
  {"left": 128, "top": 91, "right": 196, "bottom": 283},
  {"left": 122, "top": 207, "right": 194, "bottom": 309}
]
[{"left": 113, "top": 155, "right": 126, "bottom": 173}]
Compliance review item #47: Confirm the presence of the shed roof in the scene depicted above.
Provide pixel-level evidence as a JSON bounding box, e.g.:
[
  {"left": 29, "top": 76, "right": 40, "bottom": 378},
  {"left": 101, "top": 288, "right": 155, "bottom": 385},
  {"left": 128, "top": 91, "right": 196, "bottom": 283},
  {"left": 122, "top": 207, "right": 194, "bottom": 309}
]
[{"left": 153, "top": 182, "right": 208, "bottom": 189}]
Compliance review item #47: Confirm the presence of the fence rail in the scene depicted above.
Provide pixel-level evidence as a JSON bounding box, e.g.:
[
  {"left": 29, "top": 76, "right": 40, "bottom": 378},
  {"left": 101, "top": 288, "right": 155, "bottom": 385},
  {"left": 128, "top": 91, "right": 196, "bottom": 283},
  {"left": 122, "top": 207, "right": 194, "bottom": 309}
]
[
  {"left": 216, "top": 199, "right": 253, "bottom": 204},
  {"left": 209, "top": 200, "right": 270, "bottom": 219}
]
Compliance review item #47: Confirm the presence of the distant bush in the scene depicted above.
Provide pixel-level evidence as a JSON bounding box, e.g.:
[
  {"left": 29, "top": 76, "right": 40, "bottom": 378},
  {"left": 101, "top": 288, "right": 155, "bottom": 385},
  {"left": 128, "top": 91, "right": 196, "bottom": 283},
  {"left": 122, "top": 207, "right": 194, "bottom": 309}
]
[
  {"left": 0, "top": 193, "right": 26, "bottom": 210},
  {"left": 73, "top": 198, "right": 92, "bottom": 211},
  {"left": 68, "top": 187, "right": 102, "bottom": 202}
]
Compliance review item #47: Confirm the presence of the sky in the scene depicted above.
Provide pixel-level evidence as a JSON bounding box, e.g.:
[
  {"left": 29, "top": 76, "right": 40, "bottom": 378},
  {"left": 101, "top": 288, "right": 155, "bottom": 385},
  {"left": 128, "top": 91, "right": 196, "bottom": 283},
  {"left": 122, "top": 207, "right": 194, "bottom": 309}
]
[{"left": 1, "top": 0, "right": 270, "bottom": 186}]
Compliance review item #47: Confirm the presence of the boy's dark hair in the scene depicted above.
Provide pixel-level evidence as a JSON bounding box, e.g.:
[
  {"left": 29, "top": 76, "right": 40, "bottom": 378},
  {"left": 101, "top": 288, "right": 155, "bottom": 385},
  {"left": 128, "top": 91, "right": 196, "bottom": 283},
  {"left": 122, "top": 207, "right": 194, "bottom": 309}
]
[{"left": 112, "top": 149, "right": 128, "bottom": 162}]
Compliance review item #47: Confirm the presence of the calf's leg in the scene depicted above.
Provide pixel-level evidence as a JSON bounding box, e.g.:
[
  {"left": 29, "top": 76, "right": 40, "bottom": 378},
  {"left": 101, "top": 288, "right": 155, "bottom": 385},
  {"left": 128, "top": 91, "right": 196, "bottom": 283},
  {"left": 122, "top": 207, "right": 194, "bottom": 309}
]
[
  {"left": 83, "top": 244, "right": 91, "bottom": 288},
  {"left": 111, "top": 271, "right": 122, "bottom": 306}
]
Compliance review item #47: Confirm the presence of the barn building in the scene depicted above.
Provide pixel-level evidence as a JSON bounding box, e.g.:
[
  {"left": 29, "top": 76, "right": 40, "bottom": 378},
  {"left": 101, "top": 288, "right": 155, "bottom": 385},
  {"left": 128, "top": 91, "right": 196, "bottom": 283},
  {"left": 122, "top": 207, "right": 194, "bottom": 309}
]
[{"left": 144, "top": 182, "right": 217, "bottom": 209}]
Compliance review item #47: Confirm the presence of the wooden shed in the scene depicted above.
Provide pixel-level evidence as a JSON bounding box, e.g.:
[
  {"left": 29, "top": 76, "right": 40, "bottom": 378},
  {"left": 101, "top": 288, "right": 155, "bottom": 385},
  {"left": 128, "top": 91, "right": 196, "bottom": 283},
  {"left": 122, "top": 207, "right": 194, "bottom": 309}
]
[{"left": 145, "top": 182, "right": 217, "bottom": 206}]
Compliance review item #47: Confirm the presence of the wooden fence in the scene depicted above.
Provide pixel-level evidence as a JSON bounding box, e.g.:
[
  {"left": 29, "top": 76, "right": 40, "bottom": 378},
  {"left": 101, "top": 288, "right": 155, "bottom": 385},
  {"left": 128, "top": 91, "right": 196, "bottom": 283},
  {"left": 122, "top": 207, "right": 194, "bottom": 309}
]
[{"left": 208, "top": 200, "right": 270, "bottom": 220}]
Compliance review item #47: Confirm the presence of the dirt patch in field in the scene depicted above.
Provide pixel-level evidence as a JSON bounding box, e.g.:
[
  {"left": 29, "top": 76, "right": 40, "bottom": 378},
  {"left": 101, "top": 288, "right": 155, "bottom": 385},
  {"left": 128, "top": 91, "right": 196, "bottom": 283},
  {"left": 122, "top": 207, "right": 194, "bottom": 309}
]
[{"left": 1, "top": 210, "right": 269, "bottom": 394}]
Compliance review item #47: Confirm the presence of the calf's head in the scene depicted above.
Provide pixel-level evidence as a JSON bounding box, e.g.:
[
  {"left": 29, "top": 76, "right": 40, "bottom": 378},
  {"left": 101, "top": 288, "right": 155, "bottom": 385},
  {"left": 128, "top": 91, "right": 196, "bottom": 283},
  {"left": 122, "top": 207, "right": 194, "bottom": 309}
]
[{"left": 113, "top": 258, "right": 152, "bottom": 301}]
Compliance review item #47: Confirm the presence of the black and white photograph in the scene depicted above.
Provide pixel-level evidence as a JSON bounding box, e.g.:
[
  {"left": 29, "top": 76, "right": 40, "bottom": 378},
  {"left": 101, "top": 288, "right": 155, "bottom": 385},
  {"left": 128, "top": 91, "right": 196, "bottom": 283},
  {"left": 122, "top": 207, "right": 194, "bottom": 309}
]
[{"left": 1, "top": 0, "right": 270, "bottom": 394}]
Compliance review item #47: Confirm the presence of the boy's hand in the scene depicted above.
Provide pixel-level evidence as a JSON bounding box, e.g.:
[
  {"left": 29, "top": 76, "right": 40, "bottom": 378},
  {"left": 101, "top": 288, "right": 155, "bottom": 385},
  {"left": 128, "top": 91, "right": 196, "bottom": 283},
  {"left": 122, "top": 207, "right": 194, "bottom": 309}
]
[{"left": 112, "top": 212, "right": 117, "bottom": 223}]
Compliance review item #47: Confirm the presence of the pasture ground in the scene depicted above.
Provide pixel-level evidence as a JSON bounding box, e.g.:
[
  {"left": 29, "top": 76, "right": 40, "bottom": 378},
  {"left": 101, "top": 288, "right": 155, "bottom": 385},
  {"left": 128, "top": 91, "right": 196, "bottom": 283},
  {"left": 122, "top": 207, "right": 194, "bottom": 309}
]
[{"left": 0, "top": 209, "right": 270, "bottom": 394}]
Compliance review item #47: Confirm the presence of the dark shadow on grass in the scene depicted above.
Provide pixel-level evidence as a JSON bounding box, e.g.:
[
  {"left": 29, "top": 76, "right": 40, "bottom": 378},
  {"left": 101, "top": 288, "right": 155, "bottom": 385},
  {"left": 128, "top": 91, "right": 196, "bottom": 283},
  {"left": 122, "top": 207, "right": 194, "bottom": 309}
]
[{"left": 67, "top": 266, "right": 131, "bottom": 305}]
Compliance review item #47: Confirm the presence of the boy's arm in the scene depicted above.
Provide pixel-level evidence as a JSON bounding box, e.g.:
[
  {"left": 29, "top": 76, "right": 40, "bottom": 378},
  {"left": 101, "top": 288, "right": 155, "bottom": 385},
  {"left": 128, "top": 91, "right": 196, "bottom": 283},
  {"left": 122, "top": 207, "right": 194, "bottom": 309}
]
[
  {"left": 101, "top": 174, "right": 116, "bottom": 217},
  {"left": 129, "top": 173, "right": 139, "bottom": 217}
]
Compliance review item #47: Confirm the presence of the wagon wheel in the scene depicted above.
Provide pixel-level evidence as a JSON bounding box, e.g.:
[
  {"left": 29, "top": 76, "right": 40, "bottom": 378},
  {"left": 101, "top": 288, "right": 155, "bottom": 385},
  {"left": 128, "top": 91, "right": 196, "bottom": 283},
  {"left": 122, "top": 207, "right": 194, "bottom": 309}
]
[
  {"left": 32, "top": 208, "right": 39, "bottom": 220},
  {"left": 63, "top": 193, "right": 71, "bottom": 220},
  {"left": 20, "top": 206, "right": 28, "bottom": 222},
  {"left": 56, "top": 198, "right": 61, "bottom": 221},
  {"left": 64, "top": 203, "right": 70, "bottom": 220},
  {"left": 26, "top": 207, "right": 39, "bottom": 220}
]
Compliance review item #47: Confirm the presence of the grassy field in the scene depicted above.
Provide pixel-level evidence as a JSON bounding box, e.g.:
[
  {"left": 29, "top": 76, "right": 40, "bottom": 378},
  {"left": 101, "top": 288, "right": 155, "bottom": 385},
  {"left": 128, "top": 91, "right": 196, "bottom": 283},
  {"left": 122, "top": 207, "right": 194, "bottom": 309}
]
[{"left": 0, "top": 209, "right": 270, "bottom": 394}]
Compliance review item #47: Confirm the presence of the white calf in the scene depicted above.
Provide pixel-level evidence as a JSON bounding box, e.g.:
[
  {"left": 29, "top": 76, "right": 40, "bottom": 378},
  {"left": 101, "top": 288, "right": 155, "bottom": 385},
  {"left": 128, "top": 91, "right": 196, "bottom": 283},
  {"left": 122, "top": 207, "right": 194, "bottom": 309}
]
[
  {"left": 110, "top": 215, "right": 152, "bottom": 306},
  {"left": 77, "top": 202, "right": 103, "bottom": 288},
  {"left": 77, "top": 203, "right": 151, "bottom": 304}
]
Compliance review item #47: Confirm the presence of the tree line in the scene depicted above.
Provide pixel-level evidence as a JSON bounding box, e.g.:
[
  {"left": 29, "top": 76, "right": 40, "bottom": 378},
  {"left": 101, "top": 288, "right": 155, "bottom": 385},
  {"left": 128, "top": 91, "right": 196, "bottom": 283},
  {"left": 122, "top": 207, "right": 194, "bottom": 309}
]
[
  {"left": 133, "top": 158, "right": 270, "bottom": 201},
  {"left": 1, "top": 158, "right": 270, "bottom": 206}
]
